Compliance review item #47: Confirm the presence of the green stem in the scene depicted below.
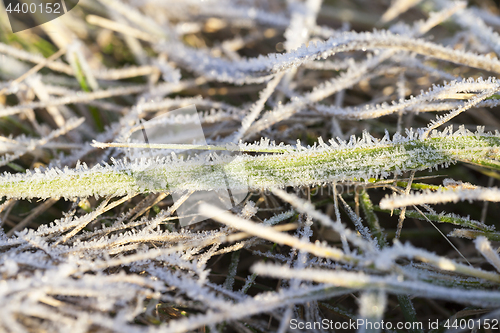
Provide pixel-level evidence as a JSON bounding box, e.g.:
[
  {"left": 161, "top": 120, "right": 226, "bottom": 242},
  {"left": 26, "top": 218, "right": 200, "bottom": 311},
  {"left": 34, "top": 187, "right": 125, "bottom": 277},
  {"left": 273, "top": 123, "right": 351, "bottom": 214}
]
[
  {"left": 1, "top": 133, "right": 500, "bottom": 200},
  {"left": 397, "top": 295, "right": 424, "bottom": 333},
  {"left": 72, "top": 55, "right": 105, "bottom": 132},
  {"left": 359, "top": 189, "right": 386, "bottom": 248},
  {"left": 359, "top": 191, "right": 421, "bottom": 331},
  {"left": 374, "top": 206, "right": 494, "bottom": 231}
]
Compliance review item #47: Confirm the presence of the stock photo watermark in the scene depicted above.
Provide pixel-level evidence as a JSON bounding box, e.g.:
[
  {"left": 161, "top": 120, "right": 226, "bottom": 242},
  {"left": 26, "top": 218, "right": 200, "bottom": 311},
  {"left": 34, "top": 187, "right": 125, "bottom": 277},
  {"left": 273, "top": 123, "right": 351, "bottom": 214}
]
[
  {"left": 3, "top": 0, "right": 79, "bottom": 32},
  {"left": 290, "top": 318, "right": 500, "bottom": 331},
  {"left": 126, "top": 105, "right": 249, "bottom": 227},
  {"left": 124, "top": 105, "right": 376, "bottom": 227},
  {"left": 251, "top": 182, "right": 370, "bottom": 198}
]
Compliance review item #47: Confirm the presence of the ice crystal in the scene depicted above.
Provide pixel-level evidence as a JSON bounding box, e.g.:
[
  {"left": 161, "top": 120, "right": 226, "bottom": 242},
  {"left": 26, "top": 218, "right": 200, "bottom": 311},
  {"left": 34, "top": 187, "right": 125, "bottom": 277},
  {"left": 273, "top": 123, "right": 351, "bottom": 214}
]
[{"left": 1, "top": 0, "right": 500, "bottom": 331}]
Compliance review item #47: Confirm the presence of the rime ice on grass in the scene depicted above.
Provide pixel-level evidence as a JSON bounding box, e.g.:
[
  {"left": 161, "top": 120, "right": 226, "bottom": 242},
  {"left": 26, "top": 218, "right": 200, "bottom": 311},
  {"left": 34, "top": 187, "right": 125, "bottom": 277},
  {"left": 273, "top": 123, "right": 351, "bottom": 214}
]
[{"left": 1, "top": 0, "right": 500, "bottom": 332}]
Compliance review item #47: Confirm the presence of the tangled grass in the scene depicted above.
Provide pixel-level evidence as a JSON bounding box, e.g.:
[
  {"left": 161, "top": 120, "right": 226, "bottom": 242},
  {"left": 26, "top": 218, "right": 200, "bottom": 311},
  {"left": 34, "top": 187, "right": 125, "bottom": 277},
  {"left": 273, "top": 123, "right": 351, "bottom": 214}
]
[{"left": 1, "top": 0, "right": 500, "bottom": 332}]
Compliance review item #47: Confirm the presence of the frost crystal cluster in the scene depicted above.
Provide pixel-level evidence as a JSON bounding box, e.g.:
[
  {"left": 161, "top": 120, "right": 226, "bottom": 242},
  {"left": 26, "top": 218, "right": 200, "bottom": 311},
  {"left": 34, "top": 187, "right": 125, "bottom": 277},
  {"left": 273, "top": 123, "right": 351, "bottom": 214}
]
[{"left": 1, "top": 0, "right": 500, "bottom": 332}]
